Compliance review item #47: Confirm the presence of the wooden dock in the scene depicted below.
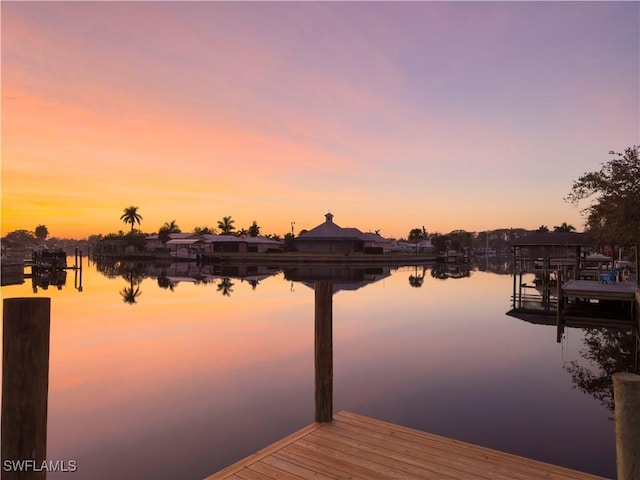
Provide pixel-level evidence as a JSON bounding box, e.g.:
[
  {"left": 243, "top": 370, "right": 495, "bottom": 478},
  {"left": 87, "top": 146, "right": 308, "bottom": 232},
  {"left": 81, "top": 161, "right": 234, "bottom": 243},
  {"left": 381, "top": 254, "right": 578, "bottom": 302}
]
[
  {"left": 561, "top": 279, "right": 637, "bottom": 301},
  {"left": 204, "top": 411, "right": 607, "bottom": 480}
]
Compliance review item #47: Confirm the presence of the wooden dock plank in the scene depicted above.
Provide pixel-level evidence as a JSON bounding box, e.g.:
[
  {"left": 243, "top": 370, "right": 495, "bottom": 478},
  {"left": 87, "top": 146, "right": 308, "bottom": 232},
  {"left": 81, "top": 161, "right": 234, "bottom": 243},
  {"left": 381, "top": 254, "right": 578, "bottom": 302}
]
[
  {"left": 562, "top": 280, "right": 637, "bottom": 301},
  {"left": 334, "top": 412, "right": 601, "bottom": 480},
  {"left": 204, "top": 411, "right": 608, "bottom": 480},
  {"left": 273, "top": 448, "right": 371, "bottom": 480},
  {"left": 326, "top": 419, "right": 533, "bottom": 480},
  {"left": 204, "top": 423, "right": 322, "bottom": 480}
]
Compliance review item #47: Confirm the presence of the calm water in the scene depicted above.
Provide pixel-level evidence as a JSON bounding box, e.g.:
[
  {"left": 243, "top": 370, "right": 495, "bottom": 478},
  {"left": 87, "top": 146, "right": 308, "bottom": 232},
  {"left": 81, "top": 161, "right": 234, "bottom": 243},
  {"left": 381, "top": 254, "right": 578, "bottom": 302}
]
[{"left": 1, "top": 258, "right": 627, "bottom": 479}]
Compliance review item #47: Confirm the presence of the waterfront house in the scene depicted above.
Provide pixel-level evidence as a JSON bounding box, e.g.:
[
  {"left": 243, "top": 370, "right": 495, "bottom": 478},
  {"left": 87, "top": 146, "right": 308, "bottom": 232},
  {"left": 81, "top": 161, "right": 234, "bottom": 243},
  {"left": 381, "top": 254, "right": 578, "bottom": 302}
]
[
  {"left": 391, "top": 239, "right": 434, "bottom": 254},
  {"left": 295, "top": 213, "right": 391, "bottom": 254},
  {"left": 200, "top": 234, "right": 283, "bottom": 253}
]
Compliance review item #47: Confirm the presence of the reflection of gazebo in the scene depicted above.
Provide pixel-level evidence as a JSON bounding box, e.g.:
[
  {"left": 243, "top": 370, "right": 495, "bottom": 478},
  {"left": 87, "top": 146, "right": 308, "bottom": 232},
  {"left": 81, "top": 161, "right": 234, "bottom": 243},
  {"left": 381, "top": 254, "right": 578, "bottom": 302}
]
[{"left": 284, "top": 265, "right": 391, "bottom": 293}]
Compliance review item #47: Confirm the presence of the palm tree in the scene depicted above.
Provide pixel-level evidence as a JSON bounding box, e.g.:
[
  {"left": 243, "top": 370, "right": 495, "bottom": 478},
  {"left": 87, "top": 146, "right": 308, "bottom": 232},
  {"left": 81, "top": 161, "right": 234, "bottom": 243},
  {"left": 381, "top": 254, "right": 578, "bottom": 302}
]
[
  {"left": 161, "top": 220, "right": 181, "bottom": 233},
  {"left": 34, "top": 225, "right": 49, "bottom": 241},
  {"left": 120, "top": 206, "right": 142, "bottom": 235},
  {"left": 553, "top": 222, "right": 576, "bottom": 233},
  {"left": 248, "top": 221, "right": 260, "bottom": 237},
  {"left": 537, "top": 225, "right": 550, "bottom": 233},
  {"left": 194, "top": 226, "right": 215, "bottom": 235},
  {"left": 217, "top": 216, "right": 235, "bottom": 235},
  {"left": 159, "top": 220, "right": 181, "bottom": 245}
]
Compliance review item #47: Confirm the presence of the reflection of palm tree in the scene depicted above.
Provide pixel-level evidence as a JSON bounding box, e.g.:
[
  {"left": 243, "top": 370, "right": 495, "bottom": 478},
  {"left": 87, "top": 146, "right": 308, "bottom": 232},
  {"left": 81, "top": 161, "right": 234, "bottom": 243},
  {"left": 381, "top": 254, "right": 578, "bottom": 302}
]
[
  {"left": 157, "top": 273, "right": 176, "bottom": 291},
  {"left": 248, "top": 279, "right": 260, "bottom": 290},
  {"left": 431, "top": 266, "right": 448, "bottom": 280},
  {"left": 564, "top": 328, "right": 638, "bottom": 413},
  {"left": 217, "top": 277, "right": 235, "bottom": 296},
  {"left": 409, "top": 265, "right": 426, "bottom": 287},
  {"left": 120, "top": 206, "right": 143, "bottom": 235},
  {"left": 120, "top": 284, "right": 141, "bottom": 304},
  {"left": 120, "top": 271, "right": 143, "bottom": 304}
]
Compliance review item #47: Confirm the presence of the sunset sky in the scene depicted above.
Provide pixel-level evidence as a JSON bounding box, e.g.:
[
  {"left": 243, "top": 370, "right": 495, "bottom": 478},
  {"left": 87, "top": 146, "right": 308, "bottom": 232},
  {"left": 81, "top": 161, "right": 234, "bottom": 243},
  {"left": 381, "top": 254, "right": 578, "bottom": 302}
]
[{"left": 2, "top": 1, "right": 638, "bottom": 240}]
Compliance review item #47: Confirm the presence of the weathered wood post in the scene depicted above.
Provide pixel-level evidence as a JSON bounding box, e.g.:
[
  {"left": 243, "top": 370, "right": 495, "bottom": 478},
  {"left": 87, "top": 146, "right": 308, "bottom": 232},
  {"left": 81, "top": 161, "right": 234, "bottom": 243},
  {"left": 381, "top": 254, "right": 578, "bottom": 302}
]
[
  {"left": 2, "top": 298, "right": 51, "bottom": 480},
  {"left": 556, "top": 270, "right": 564, "bottom": 343},
  {"left": 512, "top": 246, "right": 517, "bottom": 309},
  {"left": 314, "top": 281, "right": 333, "bottom": 423},
  {"left": 613, "top": 372, "right": 640, "bottom": 480}
]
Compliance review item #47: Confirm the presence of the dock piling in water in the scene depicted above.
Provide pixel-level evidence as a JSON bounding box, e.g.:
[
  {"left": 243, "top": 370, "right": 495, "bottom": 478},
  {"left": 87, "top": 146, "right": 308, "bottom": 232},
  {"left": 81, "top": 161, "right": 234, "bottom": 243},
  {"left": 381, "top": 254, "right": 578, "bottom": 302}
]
[
  {"left": 613, "top": 372, "right": 640, "bottom": 480},
  {"left": 314, "top": 281, "right": 333, "bottom": 423},
  {"left": 1, "top": 298, "right": 51, "bottom": 480}
]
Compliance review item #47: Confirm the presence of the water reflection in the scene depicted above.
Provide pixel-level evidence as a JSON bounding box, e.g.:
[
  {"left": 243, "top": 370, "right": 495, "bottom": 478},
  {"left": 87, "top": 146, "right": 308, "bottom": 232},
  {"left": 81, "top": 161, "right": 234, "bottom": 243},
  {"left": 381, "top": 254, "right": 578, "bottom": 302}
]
[
  {"left": 31, "top": 268, "right": 67, "bottom": 292},
  {"left": 565, "top": 328, "right": 639, "bottom": 413},
  {"left": 431, "top": 262, "right": 471, "bottom": 279},
  {"left": 120, "top": 271, "right": 143, "bottom": 305},
  {"left": 507, "top": 264, "right": 639, "bottom": 418},
  {"left": 283, "top": 265, "right": 391, "bottom": 292},
  {"left": 408, "top": 265, "right": 427, "bottom": 287},
  {"left": 94, "top": 259, "right": 281, "bottom": 301},
  {"left": 216, "top": 278, "right": 235, "bottom": 297},
  {"left": 0, "top": 260, "right": 627, "bottom": 478}
]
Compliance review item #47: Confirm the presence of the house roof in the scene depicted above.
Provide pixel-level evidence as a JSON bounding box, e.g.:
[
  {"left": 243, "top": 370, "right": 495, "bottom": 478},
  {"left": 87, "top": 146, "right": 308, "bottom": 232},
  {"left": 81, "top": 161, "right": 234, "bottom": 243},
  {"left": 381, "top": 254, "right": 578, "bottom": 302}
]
[
  {"left": 166, "top": 238, "right": 203, "bottom": 246},
  {"left": 298, "top": 213, "right": 387, "bottom": 242},
  {"left": 199, "top": 234, "right": 282, "bottom": 245},
  {"left": 243, "top": 236, "right": 283, "bottom": 245}
]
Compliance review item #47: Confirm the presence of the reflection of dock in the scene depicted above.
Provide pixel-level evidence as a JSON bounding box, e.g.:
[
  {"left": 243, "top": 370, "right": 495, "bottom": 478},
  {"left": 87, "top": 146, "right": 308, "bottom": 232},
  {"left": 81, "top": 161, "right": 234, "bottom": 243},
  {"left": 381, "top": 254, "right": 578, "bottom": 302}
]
[
  {"left": 205, "top": 411, "right": 606, "bottom": 480},
  {"left": 557, "top": 279, "right": 639, "bottom": 339}
]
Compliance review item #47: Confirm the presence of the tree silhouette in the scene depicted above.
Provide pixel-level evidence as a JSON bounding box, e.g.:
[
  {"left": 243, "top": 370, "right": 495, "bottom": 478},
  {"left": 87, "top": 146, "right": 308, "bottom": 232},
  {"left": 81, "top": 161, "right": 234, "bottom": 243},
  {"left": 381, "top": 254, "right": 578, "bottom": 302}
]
[
  {"left": 35, "top": 225, "right": 49, "bottom": 241},
  {"left": 120, "top": 272, "right": 142, "bottom": 304},
  {"left": 159, "top": 220, "right": 181, "bottom": 244},
  {"left": 537, "top": 225, "right": 550, "bottom": 233},
  {"left": 194, "top": 226, "right": 215, "bottom": 235},
  {"left": 161, "top": 220, "right": 181, "bottom": 233},
  {"left": 566, "top": 146, "right": 639, "bottom": 244},
  {"left": 408, "top": 228, "right": 426, "bottom": 242},
  {"left": 217, "top": 216, "right": 236, "bottom": 234},
  {"left": 409, "top": 265, "right": 426, "bottom": 287},
  {"left": 157, "top": 273, "right": 176, "bottom": 291},
  {"left": 216, "top": 277, "right": 235, "bottom": 296},
  {"left": 120, "top": 206, "right": 143, "bottom": 235},
  {"left": 248, "top": 221, "right": 261, "bottom": 237},
  {"left": 553, "top": 222, "right": 576, "bottom": 233}
]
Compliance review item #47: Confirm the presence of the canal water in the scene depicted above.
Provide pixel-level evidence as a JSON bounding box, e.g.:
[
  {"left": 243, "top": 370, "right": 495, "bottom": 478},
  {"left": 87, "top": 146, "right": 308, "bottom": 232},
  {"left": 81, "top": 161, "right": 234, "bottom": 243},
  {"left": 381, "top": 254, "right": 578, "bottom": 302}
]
[{"left": 0, "top": 258, "right": 627, "bottom": 479}]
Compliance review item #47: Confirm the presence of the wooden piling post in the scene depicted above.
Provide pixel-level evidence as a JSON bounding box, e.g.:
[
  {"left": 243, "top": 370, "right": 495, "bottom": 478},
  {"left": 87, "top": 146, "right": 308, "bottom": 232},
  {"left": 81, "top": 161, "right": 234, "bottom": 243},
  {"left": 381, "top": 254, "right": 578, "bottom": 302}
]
[
  {"left": 613, "top": 372, "right": 640, "bottom": 480},
  {"left": 2, "top": 298, "right": 51, "bottom": 480},
  {"left": 556, "top": 270, "right": 564, "bottom": 343},
  {"left": 314, "top": 281, "right": 333, "bottom": 423}
]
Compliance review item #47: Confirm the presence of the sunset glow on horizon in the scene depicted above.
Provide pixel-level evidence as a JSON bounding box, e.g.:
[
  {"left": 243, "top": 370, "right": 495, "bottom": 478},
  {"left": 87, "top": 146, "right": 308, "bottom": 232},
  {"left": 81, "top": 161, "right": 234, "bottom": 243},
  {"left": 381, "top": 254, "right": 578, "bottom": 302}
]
[{"left": 2, "top": 2, "right": 638, "bottom": 240}]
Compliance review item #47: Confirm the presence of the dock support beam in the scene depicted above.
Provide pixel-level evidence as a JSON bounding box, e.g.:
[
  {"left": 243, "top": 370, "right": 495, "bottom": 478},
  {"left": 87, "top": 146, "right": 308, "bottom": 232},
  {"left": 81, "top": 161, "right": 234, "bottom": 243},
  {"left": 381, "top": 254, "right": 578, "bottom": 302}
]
[
  {"left": 1, "top": 298, "right": 51, "bottom": 480},
  {"left": 314, "top": 281, "right": 333, "bottom": 423},
  {"left": 556, "top": 270, "right": 564, "bottom": 343},
  {"left": 613, "top": 372, "right": 640, "bottom": 480}
]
